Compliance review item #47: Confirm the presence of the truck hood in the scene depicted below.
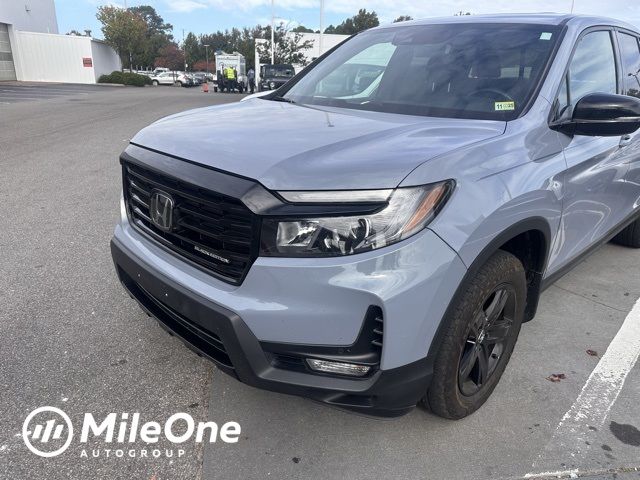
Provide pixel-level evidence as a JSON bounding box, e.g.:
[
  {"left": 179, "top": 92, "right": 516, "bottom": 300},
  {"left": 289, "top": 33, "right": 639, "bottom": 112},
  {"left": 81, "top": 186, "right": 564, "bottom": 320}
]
[{"left": 131, "top": 99, "right": 505, "bottom": 190}]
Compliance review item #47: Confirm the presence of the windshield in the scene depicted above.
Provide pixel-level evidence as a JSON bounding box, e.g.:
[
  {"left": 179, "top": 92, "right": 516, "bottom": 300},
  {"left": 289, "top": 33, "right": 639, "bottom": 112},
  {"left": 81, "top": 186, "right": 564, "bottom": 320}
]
[
  {"left": 266, "top": 66, "right": 294, "bottom": 77},
  {"left": 279, "top": 23, "right": 562, "bottom": 120}
]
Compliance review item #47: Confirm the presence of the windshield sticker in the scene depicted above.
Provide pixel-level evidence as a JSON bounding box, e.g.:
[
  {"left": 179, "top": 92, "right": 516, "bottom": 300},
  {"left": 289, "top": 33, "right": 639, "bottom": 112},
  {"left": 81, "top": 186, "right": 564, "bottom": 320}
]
[
  {"left": 540, "top": 32, "right": 553, "bottom": 40},
  {"left": 495, "top": 101, "right": 515, "bottom": 111}
]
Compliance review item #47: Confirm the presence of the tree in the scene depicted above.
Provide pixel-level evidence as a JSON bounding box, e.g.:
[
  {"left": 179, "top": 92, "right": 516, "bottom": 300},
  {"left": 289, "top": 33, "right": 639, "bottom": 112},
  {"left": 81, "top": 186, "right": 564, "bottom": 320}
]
[
  {"left": 128, "top": 5, "right": 173, "bottom": 68},
  {"left": 97, "top": 6, "right": 147, "bottom": 70},
  {"left": 256, "top": 23, "right": 314, "bottom": 66},
  {"left": 326, "top": 9, "right": 379, "bottom": 35},
  {"left": 454, "top": 11, "right": 472, "bottom": 16},
  {"left": 169, "top": 22, "right": 314, "bottom": 73},
  {"left": 393, "top": 15, "right": 413, "bottom": 23},
  {"left": 155, "top": 43, "right": 185, "bottom": 71},
  {"left": 193, "top": 60, "right": 209, "bottom": 72},
  {"left": 66, "top": 29, "right": 88, "bottom": 36},
  {"left": 183, "top": 32, "right": 199, "bottom": 70},
  {"left": 292, "top": 25, "right": 314, "bottom": 33},
  {"left": 129, "top": 5, "right": 172, "bottom": 37},
  {"left": 198, "top": 25, "right": 268, "bottom": 70}
]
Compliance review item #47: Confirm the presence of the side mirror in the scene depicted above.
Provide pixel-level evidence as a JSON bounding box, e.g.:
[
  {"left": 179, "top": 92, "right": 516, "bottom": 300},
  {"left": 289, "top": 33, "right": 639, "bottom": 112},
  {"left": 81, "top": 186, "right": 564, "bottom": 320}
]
[{"left": 551, "top": 93, "right": 640, "bottom": 136}]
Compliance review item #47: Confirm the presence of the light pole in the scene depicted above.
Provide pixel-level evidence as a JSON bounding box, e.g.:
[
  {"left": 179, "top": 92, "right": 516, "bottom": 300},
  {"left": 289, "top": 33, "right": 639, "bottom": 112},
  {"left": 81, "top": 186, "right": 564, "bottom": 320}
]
[
  {"left": 204, "top": 44, "right": 210, "bottom": 77},
  {"left": 270, "top": 0, "right": 275, "bottom": 64},
  {"left": 255, "top": 38, "right": 268, "bottom": 87},
  {"left": 319, "top": 0, "right": 324, "bottom": 56},
  {"left": 183, "top": 28, "right": 187, "bottom": 72}
]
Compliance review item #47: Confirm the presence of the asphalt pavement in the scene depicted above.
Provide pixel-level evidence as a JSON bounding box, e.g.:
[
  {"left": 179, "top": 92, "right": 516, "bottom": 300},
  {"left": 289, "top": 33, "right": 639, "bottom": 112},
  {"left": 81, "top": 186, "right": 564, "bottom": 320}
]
[
  {"left": 0, "top": 85, "right": 235, "bottom": 479},
  {"left": 0, "top": 81, "right": 124, "bottom": 104},
  {"left": 1, "top": 83, "right": 639, "bottom": 480}
]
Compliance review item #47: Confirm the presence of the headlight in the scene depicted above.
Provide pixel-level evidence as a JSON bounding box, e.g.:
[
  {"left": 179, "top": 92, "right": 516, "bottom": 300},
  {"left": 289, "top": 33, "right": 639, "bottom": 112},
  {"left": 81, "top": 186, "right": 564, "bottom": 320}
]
[
  {"left": 260, "top": 181, "right": 453, "bottom": 257},
  {"left": 269, "top": 81, "right": 276, "bottom": 89}
]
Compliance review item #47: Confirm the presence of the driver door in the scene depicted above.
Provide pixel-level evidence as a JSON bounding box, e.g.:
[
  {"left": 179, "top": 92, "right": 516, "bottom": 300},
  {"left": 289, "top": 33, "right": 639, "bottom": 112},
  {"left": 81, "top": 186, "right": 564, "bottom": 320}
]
[{"left": 550, "top": 29, "right": 631, "bottom": 273}]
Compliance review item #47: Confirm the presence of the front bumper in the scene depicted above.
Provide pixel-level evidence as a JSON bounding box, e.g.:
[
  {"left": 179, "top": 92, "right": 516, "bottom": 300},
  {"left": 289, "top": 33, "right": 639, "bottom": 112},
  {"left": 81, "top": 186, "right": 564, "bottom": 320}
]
[
  {"left": 260, "top": 81, "right": 287, "bottom": 91},
  {"left": 112, "top": 237, "right": 435, "bottom": 416},
  {"left": 111, "top": 147, "right": 467, "bottom": 416}
]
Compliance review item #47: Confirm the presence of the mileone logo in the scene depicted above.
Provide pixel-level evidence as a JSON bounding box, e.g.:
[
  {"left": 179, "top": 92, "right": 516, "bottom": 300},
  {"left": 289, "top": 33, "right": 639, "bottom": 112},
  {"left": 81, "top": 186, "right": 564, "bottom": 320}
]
[{"left": 22, "top": 406, "right": 241, "bottom": 458}]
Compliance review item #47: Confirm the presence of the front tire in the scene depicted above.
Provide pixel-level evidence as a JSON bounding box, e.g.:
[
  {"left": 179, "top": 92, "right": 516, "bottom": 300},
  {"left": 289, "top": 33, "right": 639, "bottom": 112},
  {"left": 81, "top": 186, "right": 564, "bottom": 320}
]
[
  {"left": 152, "top": 80, "right": 159, "bottom": 86},
  {"left": 612, "top": 218, "right": 640, "bottom": 248},
  {"left": 424, "top": 250, "right": 526, "bottom": 419}
]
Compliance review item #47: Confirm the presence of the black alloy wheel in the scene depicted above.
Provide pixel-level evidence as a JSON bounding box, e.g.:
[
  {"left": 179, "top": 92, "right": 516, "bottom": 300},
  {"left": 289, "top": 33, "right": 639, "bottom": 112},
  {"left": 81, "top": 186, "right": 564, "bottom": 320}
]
[
  {"left": 458, "top": 285, "right": 516, "bottom": 396},
  {"left": 424, "top": 250, "right": 526, "bottom": 419}
]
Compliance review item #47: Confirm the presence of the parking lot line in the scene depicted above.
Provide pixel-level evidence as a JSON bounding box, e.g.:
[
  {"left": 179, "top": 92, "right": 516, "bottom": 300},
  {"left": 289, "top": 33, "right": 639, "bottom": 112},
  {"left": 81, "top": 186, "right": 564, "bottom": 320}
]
[
  {"left": 0, "top": 97, "right": 43, "bottom": 102},
  {"left": 0, "top": 89, "right": 90, "bottom": 96},
  {"left": 0, "top": 88, "right": 93, "bottom": 94},
  {"left": 527, "top": 296, "right": 640, "bottom": 476}
]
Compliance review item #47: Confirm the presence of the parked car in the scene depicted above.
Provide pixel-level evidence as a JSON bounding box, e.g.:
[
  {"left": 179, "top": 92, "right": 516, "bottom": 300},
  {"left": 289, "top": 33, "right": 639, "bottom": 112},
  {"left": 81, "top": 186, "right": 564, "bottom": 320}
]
[
  {"left": 150, "top": 71, "right": 192, "bottom": 87},
  {"left": 259, "top": 63, "right": 295, "bottom": 91},
  {"left": 188, "top": 73, "right": 202, "bottom": 86},
  {"left": 150, "top": 67, "right": 169, "bottom": 76},
  {"left": 112, "top": 14, "right": 640, "bottom": 419},
  {"left": 193, "top": 71, "right": 213, "bottom": 83}
]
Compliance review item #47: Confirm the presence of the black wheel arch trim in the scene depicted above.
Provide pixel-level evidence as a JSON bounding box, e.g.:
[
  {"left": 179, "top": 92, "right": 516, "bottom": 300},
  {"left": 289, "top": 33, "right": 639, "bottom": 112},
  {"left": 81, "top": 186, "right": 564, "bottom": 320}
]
[{"left": 427, "top": 217, "right": 552, "bottom": 365}]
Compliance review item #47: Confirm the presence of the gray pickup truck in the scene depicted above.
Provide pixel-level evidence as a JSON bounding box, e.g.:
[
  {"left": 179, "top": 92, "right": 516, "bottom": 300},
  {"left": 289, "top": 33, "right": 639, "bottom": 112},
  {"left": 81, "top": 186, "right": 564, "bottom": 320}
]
[{"left": 112, "top": 14, "right": 640, "bottom": 419}]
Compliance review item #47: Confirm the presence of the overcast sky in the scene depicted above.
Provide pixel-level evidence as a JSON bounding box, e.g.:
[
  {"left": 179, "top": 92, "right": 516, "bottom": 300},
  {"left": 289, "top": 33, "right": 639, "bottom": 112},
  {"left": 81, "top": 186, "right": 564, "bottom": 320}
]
[{"left": 56, "top": 0, "right": 640, "bottom": 40}]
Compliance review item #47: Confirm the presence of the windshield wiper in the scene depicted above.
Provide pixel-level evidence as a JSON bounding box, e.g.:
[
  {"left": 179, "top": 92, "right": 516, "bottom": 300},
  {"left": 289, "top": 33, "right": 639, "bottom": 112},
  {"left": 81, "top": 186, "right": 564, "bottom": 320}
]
[{"left": 270, "top": 95, "right": 297, "bottom": 104}]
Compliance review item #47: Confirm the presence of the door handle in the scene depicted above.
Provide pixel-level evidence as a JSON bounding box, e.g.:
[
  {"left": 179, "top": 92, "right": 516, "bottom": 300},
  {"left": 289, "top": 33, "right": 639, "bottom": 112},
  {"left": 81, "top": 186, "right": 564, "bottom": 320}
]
[{"left": 620, "top": 134, "right": 633, "bottom": 147}]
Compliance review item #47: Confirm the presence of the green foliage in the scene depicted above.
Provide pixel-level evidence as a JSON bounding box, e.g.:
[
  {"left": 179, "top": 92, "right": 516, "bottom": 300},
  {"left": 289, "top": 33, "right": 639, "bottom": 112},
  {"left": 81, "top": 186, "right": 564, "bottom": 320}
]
[
  {"left": 96, "top": 6, "right": 147, "bottom": 70},
  {"left": 137, "top": 8, "right": 382, "bottom": 72},
  {"left": 292, "top": 25, "right": 314, "bottom": 33},
  {"left": 256, "top": 23, "right": 314, "bottom": 66},
  {"left": 129, "top": 5, "right": 173, "bottom": 36},
  {"left": 96, "top": 5, "right": 173, "bottom": 70},
  {"left": 183, "top": 32, "right": 200, "bottom": 69},
  {"left": 128, "top": 5, "right": 174, "bottom": 68},
  {"left": 393, "top": 15, "right": 413, "bottom": 23},
  {"left": 66, "top": 29, "right": 92, "bottom": 36},
  {"left": 198, "top": 26, "right": 264, "bottom": 70},
  {"left": 92, "top": 6, "right": 407, "bottom": 72},
  {"left": 155, "top": 44, "right": 185, "bottom": 71},
  {"left": 98, "top": 70, "right": 151, "bottom": 86},
  {"left": 324, "top": 9, "right": 379, "bottom": 35},
  {"left": 124, "top": 72, "right": 152, "bottom": 86}
]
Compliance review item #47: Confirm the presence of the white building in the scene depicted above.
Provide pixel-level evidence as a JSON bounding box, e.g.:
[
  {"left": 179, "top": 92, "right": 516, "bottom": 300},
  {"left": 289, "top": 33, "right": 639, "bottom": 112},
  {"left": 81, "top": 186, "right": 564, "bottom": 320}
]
[
  {"left": 0, "top": 0, "right": 59, "bottom": 34},
  {"left": 295, "top": 32, "right": 350, "bottom": 63},
  {"left": 0, "top": 0, "right": 121, "bottom": 83}
]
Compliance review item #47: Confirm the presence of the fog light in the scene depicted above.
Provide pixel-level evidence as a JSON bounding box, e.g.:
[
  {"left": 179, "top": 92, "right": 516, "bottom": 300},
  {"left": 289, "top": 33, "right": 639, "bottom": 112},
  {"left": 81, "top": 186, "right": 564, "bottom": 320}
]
[{"left": 306, "top": 359, "right": 371, "bottom": 377}]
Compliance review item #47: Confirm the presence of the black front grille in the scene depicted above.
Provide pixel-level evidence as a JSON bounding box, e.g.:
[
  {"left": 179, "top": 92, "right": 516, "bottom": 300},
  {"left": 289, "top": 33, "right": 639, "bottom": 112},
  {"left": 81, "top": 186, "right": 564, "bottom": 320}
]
[{"left": 123, "top": 161, "right": 258, "bottom": 285}]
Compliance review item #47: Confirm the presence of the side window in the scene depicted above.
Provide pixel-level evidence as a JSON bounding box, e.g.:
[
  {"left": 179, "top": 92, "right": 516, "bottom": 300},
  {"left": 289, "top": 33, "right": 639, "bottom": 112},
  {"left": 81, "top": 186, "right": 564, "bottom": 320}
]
[
  {"left": 569, "top": 31, "right": 617, "bottom": 100},
  {"left": 618, "top": 32, "right": 640, "bottom": 98},
  {"left": 555, "top": 30, "right": 617, "bottom": 120}
]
